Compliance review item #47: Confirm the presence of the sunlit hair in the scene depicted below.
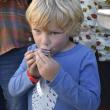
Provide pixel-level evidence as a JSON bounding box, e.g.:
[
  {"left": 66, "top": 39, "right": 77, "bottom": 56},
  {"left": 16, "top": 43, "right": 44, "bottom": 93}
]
[{"left": 26, "top": 0, "right": 84, "bottom": 37}]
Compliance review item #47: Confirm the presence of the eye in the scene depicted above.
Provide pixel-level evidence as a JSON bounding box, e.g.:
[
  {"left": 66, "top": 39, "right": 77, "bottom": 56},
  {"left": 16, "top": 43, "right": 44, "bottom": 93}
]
[
  {"left": 49, "top": 31, "right": 63, "bottom": 35},
  {"left": 52, "top": 32, "right": 59, "bottom": 34},
  {"left": 32, "top": 29, "right": 41, "bottom": 33}
]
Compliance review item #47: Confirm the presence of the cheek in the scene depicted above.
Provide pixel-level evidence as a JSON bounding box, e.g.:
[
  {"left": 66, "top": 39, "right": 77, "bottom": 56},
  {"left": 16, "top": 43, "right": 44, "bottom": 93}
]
[
  {"left": 51, "top": 37, "right": 68, "bottom": 49},
  {"left": 32, "top": 35, "right": 40, "bottom": 45},
  {"left": 33, "top": 37, "right": 38, "bottom": 45}
]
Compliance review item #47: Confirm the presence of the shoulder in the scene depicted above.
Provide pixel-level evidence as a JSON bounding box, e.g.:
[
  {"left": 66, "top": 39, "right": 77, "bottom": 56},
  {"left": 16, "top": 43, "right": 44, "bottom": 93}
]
[
  {"left": 76, "top": 43, "right": 95, "bottom": 58},
  {"left": 76, "top": 43, "right": 93, "bottom": 53}
]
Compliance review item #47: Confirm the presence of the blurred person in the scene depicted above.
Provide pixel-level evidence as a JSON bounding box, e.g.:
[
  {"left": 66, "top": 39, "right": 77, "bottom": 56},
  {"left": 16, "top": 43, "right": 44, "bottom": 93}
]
[{"left": 0, "top": 0, "right": 33, "bottom": 110}]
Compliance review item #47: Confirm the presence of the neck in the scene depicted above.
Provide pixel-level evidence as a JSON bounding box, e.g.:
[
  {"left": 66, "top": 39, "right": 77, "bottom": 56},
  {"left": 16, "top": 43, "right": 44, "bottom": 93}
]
[{"left": 62, "top": 41, "right": 75, "bottom": 52}]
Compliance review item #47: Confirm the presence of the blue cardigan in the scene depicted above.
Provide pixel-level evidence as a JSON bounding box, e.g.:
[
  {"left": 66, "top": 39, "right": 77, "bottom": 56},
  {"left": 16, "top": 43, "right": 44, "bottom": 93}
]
[{"left": 8, "top": 43, "right": 100, "bottom": 110}]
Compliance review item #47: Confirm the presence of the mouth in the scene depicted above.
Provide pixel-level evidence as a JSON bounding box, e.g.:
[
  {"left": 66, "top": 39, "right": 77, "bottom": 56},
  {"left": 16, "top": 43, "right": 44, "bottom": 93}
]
[{"left": 40, "top": 48, "right": 52, "bottom": 57}]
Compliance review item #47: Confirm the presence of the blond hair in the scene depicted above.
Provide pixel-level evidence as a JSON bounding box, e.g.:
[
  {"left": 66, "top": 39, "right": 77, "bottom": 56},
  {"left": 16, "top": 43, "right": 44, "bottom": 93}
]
[{"left": 26, "top": 0, "right": 84, "bottom": 37}]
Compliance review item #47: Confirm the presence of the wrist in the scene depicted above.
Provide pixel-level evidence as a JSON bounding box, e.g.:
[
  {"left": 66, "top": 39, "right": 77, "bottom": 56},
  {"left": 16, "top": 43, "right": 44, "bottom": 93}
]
[{"left": 27, "top": 71, "right": 41, "bottom": 84}]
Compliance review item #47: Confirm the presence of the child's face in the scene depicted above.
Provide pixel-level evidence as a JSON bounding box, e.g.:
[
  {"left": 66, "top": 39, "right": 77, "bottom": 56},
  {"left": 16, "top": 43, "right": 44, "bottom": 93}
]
[{"left": 31, "top": 23, "right": 70, "bottom": 54}]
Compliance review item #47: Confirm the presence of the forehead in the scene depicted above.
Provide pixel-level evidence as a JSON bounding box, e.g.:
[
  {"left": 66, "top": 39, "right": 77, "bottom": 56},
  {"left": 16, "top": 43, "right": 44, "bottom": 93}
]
[
  {"left": 47, "top": 22, "right": 62, "bottom": 31},
  {"left": 32, "top": 22, "right": 63, "bottom": 32}
]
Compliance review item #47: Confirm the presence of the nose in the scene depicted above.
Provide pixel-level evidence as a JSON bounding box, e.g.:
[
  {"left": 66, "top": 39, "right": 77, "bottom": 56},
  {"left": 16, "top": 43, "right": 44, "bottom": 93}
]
[{"left": 40, "top": 32, "right": 50, "bottom": 49}]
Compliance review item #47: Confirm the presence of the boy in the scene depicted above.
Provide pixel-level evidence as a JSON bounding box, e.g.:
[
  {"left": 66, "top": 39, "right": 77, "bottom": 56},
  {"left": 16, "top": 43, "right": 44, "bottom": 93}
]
[{"left": 8, "top": 0, "right": 100, "bottom": 110}]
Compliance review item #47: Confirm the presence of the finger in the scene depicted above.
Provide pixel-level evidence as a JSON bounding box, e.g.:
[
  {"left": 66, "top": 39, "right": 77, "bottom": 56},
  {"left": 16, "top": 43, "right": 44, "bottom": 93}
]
[
  {"left": 34, "top": 54, "right": 44, "bottom": 70},
  {"left": 35, "top": 54, "right": 40, "bottom": 63},
  {"left": 25, "top": 52, "right": 35, "bottom": 61},
  {"left": 25, "top": 51, "right": 33, "bottom": 56},
  {"left": 36, "top": 59, "right": 42, "bottom": 69},
  {"left": 30, "top": 61, "right": 37, "bottom": 69},
  {"left": 36, "top": 52, "right": 46, "bottom": 66},
  {"left": 27, "top": 58, "right": 35, "bottom": 67},
  {"left": 38, "top": 51, "right": 50, "bottom": 62},
  {"left": 28, "top": 62, "right": 38, "bottom": 76}
]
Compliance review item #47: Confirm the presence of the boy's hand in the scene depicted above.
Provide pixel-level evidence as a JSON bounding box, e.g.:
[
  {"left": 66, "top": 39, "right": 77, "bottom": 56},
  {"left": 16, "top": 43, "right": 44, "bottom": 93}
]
[
  {"left": 34, "top": 50, "right": 60, "bottom": 81},
  {"left": 24, "top": 51, "right": 40, "bottom": 78}
]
